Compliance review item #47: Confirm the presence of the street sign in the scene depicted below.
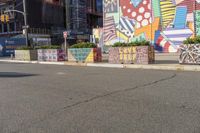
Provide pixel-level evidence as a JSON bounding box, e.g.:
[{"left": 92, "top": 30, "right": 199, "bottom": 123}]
[
  {"left": 22, "top": 25, "right": 29, "bottom": 29},
  {"left": 23, "top": 29, "right": 26, "bottom": 35},
  {"left": 63, "top": 31, "right": 68, "bottom": 38}
]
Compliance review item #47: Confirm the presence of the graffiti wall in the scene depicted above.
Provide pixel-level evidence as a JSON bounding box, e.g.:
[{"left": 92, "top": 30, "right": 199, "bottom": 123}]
[{"left": 103, "top": 0, "right": 200, "bottom": 52}]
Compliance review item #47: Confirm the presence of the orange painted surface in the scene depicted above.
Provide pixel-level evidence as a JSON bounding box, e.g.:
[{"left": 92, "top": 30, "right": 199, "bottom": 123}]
[{"left": 135, "top": 18, "right": 160, "bottom": 41}]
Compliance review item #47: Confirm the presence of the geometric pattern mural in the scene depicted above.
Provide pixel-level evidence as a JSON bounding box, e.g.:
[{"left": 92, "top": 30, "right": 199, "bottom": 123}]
[
  {"left": 103, "top": 0, "right": 200, "bottom": 52},
  {"left": 68, "top": 48, "right": 102, "bottom": 63}
]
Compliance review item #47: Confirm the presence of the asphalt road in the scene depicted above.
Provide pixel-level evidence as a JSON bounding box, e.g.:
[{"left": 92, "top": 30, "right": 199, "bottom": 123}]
[{"left": 0, "top": 62, "right": 200, "bottom": 133}]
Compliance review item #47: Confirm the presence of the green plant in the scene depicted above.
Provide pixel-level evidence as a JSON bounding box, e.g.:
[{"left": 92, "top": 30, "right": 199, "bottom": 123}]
[
  {"left": 139, "top": 40, "right": 150, "bottom": 46},
  {"left": 131, "top": 41, "right": 140, "bottom": 46},
  {"left": 183, "top": 37, "right": 195, "bottom": 44},
  {"left": 113, "top": 42, "right": 128, "bottom": 47},
  {"left": 113, "top": 40, "right": 151, "bottom": 47},
  {"left": 35, "top": 45, "right": 61, "bottom": 49},
  {"left": 131, "top": 40, "right": 150, "bottom": 46},
  {"left": 194, "top": 36, "right": 200, "bottom": 44},
  {"left": 70, "top": 42, "right": 96, "bottom": 48},
  {"left": 16, "top": 46, "right": 34, "bottom": 50}
]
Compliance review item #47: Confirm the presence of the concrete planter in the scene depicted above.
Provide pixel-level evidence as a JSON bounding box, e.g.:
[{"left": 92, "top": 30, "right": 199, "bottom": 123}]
[
  {"left": 15, "top": 50, "right": 37, "bottom": 61},
  {"left": 37, "top": 49, "right": 66, "bottom": 62},
  {"left": 179, "top": 44, "right": 200, "bottom": 64},
  {"left": 68, "top": 48, "right": 102, "bottom": 63},
  {"left": 109, "top": 46, "right": 155, "bottom": 64}
]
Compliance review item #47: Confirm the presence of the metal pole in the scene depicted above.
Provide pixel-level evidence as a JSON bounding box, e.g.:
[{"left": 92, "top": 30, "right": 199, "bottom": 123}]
[
  {"left": 194, "top": 0, "right": 196, "bottom": 37},
  {"left": 64, "top": 37, "right": 67, "bottom": 55},
  {"left": 23, "top": 0, "right": 29, "bottom": 47}
]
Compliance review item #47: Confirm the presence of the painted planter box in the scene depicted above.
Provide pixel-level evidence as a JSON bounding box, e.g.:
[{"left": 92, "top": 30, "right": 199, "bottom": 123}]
[
  {"left": 38, "top": 49, "right": 66, "bottom": 62},
  {"left": 15, "top": 50, "right": 37, "bottom": 61},
  {"left": 179, "top": 44, "right": 200, "bottom": 64},
  {"left": 68, "top": 48, "right": 102, "bottom": 63},
  {"left": 109, "top": 46, "right": 155, "bottom": 64}
]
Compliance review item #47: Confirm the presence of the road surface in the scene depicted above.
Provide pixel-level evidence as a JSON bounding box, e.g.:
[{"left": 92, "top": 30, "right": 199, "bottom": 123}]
[{"left": 0, "top": 62, "right": 200, "bottom": 133}]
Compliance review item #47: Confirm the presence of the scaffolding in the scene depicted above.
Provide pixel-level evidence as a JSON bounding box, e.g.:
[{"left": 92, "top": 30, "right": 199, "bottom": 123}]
[{"left": 68, "top": 0, "right": 87, "bottom": 33}]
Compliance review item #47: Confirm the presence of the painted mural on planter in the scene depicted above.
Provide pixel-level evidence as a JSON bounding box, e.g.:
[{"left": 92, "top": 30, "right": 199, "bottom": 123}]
[
  {"left": 179, "top": 36, "right": 200, "bottom": 64},
  {"left": 38, "top": 49, "right": 66, "bottom": 62},
  {"left": 68, "top": 48, "right": 102, "bottom": 63},
  {"left": 15, "top": 50, "right": 38, "bottom": 61},
  {"left": 179, "top": 44, "right": 200, "bottom": 64},
  {"left": 103, "top": 0, "right": 200, "bottom": 52},
  {"left": 108, "top": 42, "right": 155, "bottom": 64}
]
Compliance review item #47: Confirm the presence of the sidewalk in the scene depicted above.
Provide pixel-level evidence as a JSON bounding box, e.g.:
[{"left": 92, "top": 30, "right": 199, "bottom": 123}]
[{"left": 0, "top": 53, "right": 200, "bottom": 72}]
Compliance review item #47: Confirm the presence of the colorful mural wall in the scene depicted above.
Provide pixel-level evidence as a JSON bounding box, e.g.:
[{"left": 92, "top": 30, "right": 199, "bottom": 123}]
[{"left": 103, "top": 0, "right": 200, "bottom": 52}]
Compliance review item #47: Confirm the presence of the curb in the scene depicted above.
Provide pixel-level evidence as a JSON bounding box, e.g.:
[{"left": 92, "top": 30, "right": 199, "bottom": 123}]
[
  {"left": 0, "top": 60, "right": 65, "bottom": 65},
  {"left": 0, "top": 59, "right": 200, "bottom": 72},
  {"left": 87, "top": 63, "right": 123, "bottom": 68}
]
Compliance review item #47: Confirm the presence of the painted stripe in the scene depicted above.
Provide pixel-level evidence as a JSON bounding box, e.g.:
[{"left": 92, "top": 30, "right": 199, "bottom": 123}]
[
  {"left": 119, "top": 17, "right": 135, "bottom": 33},
  {"left": 163, "top": 29, "right": 193, "bottom": 35},
  {"left": 119, "top": 18, "right": 128, "bottom": 30},
  {"left": 152, "top": 0, "right": 161, "bottom": 17},
  {"left": 165, "top": 34, "right": 193, "bottom": 38},
  {"left": 122, "top": 18, "right": 133, "bottom": 32},
  {"left": 156, "top": 36, "right": 164, "bottom": 44},
  {"left": 160, "top": 39, "right": 167, "bottom": 47},
  {"left": 120, "top": 19, "right": 130, "bottom": 30},
  {"left": 172, "top": 41, "right": 184, "bottom": 44},
  {"left": 173, "top": 6, "right": 187, "bottom": 28},
  {"left": 160, "top": 0, "right": 176, "bottom": 28},
  {"left": 167, "top": 37, "right": 188, "bottom": 41},
  {"left": 164, "top": 42, "right": 170, "bottom": 52}
]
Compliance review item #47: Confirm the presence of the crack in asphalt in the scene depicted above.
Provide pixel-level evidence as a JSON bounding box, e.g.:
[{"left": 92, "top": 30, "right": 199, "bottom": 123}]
[
  {"left": 63, "top": 73, "right": 177, "bottom": 109},
  {"left": 12, "top": 73, "right": 177, "bottom": 133}
]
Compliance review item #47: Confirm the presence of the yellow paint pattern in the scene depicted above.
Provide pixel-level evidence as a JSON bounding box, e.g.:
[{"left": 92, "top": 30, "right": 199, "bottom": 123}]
[
  {"left": 160, "top": 0, "right": 176, "bottom": 28},
  {"left": 116, "top": 30, "right": 129, "bottom": 42},
  {"left": 85, "top": 50, "right": 94, "bottom": 62},
  {"left": 119, "top": 47, "right": 136, "bottom": 62},
  {"left": 188, "top": 22, "right": 195, "bottom": 38}
]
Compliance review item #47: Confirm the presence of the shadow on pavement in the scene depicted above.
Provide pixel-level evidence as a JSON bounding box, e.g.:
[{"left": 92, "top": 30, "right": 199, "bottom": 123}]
[
  {"left": 0, "top": 72, "right": 38, "bottom": 78},
  {"left": 155, "top": 60, "right": 179, "bottom": 64}
]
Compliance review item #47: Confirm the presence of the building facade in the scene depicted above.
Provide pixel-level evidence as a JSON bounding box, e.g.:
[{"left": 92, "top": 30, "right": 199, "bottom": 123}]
[
  {"left": 65, "top": 0, "right": 102, "bottom": 41},
  {"left": 103, "top": 0, "right": 200, "bottom": 53},
  {"left": 0, "top": 0, "right": 103, "bottom": 45},
  {"left": 0, "top": 0, "right": 65, "bottom": 45}
]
